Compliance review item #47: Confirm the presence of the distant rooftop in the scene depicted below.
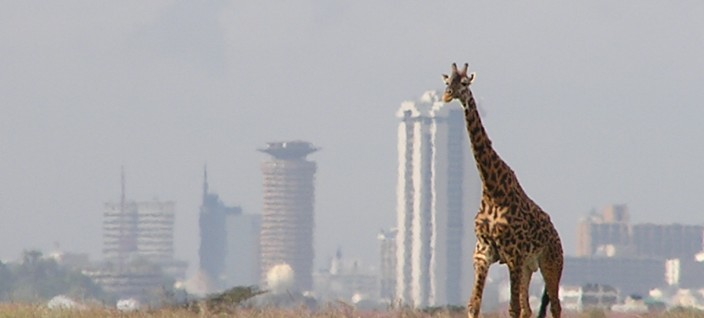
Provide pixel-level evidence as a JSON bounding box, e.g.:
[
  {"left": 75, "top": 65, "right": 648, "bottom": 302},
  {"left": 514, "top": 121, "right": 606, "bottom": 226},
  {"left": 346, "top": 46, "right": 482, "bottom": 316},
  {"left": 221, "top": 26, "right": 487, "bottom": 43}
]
[
  {"left": 258, "top": 140, "right": 319, "bottom": 160},
  {"left": 396, "top": 90, "right": 463, "bottom": 119}
]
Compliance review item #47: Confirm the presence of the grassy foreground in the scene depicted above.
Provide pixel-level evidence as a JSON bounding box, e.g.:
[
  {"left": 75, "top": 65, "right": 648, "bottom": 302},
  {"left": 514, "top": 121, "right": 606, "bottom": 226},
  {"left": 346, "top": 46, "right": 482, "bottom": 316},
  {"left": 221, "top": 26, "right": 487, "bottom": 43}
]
[
  {"left": 1, "top": 305, "right": 704, "bottom": 318},
  {"left": 0, "top": 304, "right": 460, "bottom": 318}
]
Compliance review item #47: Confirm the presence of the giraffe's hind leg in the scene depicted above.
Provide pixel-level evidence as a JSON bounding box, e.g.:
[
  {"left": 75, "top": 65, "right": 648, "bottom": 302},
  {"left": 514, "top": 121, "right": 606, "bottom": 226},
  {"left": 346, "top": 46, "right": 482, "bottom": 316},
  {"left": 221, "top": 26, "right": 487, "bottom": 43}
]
[{"left": 538, "top": 249, "right": 563, "bottom": 318}]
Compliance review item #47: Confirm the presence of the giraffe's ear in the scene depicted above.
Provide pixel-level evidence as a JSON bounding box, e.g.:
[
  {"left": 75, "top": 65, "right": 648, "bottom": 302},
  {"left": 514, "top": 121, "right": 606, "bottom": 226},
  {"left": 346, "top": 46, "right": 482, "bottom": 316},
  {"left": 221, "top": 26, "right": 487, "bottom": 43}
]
[
  {"left": 468, "top": 72, "right": 476, "bottom": 85},
  {"left": 442, "top": 74, "right": 449, "bottom": 83}
]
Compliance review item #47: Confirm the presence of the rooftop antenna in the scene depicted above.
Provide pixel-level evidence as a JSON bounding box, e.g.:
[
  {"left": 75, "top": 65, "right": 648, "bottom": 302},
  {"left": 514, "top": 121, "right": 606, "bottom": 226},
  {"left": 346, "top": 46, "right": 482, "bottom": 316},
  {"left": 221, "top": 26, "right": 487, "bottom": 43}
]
[
  {"left": 121, "top": 166, "right": 126, "bottom": 208},
  {"left": 118, "top": 165, "right": 127, "bottom": 271},
  {"left": 203, "top": 164, "right": 209, "bottom": 201}
]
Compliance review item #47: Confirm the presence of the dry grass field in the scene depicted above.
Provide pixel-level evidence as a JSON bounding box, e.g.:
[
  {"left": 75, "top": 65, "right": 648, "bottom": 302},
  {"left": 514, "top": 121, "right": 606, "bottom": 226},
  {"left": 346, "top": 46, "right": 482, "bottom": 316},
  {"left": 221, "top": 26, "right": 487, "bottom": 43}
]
[
  {"left": 1, "top": 304, "right": 704, "bottom": 318},
  {"left": 0, "top": 305, "right": 456, "bottom": 318}
]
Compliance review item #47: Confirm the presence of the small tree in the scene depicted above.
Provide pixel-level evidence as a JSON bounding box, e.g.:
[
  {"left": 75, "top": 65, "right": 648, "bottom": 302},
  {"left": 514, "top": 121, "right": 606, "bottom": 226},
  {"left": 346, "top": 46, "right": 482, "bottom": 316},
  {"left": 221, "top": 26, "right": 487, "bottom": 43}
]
[
  {"left": 189, "top": 286, "right": 266, "bottom": 314},
  {"left": 0, "top": 261, "right": 13, "bottom": 301},
  {"left": 8, "top": 250, "right": 104, "bottom": 302}
]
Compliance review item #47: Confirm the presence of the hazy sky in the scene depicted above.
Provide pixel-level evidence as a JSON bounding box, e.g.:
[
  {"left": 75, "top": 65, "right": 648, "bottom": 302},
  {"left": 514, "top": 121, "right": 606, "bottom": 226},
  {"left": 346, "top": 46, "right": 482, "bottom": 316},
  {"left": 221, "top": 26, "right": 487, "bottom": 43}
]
[{"left": 2, "top": 1, "right": 703, "bottom": 273}]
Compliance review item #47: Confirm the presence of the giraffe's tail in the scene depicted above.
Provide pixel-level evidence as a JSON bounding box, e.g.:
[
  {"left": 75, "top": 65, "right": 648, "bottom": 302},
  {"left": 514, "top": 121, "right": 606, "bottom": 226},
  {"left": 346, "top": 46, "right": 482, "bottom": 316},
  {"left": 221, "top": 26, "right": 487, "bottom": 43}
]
[{"left": 537, "top": 286, "right": 549, "bottom": 318}]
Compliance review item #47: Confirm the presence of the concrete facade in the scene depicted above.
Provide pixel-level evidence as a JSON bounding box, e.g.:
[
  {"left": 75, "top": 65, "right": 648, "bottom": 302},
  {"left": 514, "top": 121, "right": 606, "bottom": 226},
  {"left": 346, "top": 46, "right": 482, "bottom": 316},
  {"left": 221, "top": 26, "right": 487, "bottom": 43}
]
[
  {"left": 259, "top": 141, "right": 318, "bottom": 291},
  {"left": 395, "top": 91, "right": 480, "bottom": 307}
]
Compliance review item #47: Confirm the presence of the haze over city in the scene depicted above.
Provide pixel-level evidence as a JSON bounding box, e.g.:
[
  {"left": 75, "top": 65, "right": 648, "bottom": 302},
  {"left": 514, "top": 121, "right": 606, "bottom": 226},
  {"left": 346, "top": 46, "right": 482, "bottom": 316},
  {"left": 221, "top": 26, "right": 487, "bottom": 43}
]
[{"left": 1, "top": 0, "right": 703, "bottom": 277}]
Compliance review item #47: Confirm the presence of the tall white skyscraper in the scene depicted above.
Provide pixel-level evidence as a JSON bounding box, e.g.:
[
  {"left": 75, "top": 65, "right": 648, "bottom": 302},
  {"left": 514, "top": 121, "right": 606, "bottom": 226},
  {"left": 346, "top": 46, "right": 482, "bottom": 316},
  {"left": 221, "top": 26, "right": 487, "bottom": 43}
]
[{"left": 395, "top": 91, "right": 481, "bottom": 307}]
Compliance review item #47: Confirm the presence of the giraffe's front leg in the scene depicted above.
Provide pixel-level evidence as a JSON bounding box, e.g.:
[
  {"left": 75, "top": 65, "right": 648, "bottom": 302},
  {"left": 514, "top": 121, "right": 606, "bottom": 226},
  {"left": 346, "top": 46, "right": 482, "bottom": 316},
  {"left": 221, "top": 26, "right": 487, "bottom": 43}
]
[
  {"left": 519, "top": 265, "right": 534, "bottom": 318},
  {"left": 508, "top": 264, "right": 524, "bottom": 318},
  {"left": 467, "top": 242, "right": 496, "bottom": 318}
]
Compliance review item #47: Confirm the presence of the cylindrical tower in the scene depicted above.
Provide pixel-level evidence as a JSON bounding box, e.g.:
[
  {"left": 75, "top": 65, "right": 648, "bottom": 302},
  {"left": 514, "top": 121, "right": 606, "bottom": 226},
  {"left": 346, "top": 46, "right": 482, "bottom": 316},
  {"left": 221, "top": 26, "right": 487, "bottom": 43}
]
[{"left": 258, "top": 141, "right": 318, "bottom": 291}]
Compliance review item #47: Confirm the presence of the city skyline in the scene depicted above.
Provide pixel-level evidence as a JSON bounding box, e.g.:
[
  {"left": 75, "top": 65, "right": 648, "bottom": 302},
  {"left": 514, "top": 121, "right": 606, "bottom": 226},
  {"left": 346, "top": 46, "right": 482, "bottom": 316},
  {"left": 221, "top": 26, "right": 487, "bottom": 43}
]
[{"left": 2, "top": 2, "right": 704, "bottom": 278}]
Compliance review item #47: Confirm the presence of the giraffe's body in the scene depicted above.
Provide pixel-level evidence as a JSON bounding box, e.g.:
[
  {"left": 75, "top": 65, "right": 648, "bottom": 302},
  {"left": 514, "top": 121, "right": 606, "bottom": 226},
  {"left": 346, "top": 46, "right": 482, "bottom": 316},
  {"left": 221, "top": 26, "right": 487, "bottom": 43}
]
[{"left": 442, "top": 63, "right": 563, "bottom": 318}]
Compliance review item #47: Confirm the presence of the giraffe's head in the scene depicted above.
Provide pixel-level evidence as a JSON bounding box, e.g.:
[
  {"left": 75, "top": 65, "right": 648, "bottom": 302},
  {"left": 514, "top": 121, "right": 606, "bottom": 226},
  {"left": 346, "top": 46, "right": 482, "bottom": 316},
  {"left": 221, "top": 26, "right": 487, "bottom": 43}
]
[{"left": 442, "top": 63, "right": 476, "bottom": 103}]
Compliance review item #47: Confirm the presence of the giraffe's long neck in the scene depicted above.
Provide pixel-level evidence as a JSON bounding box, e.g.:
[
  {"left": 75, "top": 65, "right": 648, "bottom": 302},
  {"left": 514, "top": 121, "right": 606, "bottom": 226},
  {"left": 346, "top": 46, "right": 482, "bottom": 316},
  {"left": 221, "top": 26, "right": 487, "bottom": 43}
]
[{"left": 460, "top": 90, "right": 520, "bottom": 201}]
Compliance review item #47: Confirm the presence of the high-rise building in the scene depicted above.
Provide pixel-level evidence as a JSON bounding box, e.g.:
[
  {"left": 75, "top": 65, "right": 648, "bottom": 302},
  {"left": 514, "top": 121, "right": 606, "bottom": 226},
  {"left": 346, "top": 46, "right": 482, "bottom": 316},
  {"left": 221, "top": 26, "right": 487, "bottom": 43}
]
[
  {"left": 576, "top": 204, "right": 703, "bottom": 260},
  {"left": 103, "top": 203, "right": 138, "bottom": 263},
  {"left": 103, "top": 168, "right": 176, "bottom": 265},
  {"left": 568, "top": 204, "right": 704, "bottom": 295},
  {"left": 395, "top": 91, "right": 481, "bottom": 307},
  {"left": 632, "top": 223, "right": 703, "bottom": 260},
  {"left": 103, "top": 168, "right": 138, "bottom": 264},
  {"left": 135, "top": 200, "right": 175, "bottom": 263},
  {"left": 259, "top": 141, "right": 318, "bottom": 291},
  {"left": 198, "top": 168, "right": 261, "bottom": 291},
  {"left": 198, "top": 167, "right": 242, "bottom": 290},
  {"left": 576, "top": 205, "right": 632, "bottom": 257},
  {"left": 378, "top": 228, "right": 397, "bottom": 301},
  {"left": 224, "top": 211, "right": 261, "bottom": 288},
  {"left": 99, "top": 168, "right": 185, "bottom": 300},
  {"left": 104, "top": 200, "right": 175, "bottom": 263}
]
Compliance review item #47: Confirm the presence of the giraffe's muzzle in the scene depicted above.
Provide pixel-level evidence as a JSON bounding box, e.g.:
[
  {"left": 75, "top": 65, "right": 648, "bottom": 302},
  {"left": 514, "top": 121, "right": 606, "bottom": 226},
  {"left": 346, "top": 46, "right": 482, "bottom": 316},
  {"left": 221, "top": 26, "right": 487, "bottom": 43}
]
[{"left": 442, "top": 93, "right": 454, "bottom": 103}]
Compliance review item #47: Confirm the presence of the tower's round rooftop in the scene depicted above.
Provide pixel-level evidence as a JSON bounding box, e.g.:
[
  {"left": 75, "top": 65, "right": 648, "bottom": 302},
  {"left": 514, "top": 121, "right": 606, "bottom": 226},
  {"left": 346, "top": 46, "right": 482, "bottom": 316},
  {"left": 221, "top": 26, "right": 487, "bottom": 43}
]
[{"left": 258, "top": 141, "right": 319, "bottom": 160}]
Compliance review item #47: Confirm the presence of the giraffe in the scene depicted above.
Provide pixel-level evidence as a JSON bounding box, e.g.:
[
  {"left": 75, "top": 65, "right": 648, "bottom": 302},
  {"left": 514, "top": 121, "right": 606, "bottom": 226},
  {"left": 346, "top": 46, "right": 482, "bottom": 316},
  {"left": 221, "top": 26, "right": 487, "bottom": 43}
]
[{"left": 442, "top": 63, "right": 564, "bottom": 318}]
